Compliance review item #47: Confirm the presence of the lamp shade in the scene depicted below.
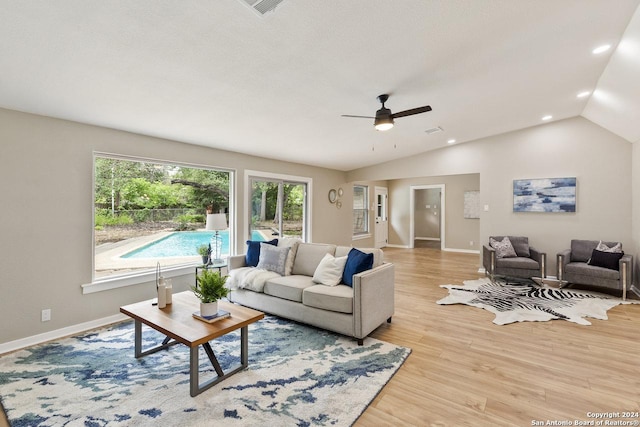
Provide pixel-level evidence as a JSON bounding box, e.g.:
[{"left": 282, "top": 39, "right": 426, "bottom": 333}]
[{"left": 205, "top": 213, "right": 227, "bottom": 231}]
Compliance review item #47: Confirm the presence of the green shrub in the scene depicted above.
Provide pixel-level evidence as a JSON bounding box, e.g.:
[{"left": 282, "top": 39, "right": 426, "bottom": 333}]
[{"left": 95, "top": 212, "right": 134, "bottom": 227}]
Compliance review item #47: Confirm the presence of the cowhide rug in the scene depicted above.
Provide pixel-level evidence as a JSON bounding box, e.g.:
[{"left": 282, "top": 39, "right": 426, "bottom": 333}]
[{"left": 437, "top": 278, "right": 636, "bottom": 325}]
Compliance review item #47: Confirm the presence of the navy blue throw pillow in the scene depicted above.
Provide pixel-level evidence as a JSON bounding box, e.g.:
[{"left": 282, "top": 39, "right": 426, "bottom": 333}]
[
  {"left": 342, "top": 248, "right": 374, "bottom": 287},
  {"left": 588, "top": 249, "right": 624, "bottom": 270},
  {"left": 246, "top": 239, "right": 278, "bottom": 267}
]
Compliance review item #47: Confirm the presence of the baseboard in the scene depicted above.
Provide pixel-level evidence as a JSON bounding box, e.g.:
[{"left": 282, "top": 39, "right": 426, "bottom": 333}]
[
  {"left": 0, "top": 313, "right": 129, "bottom": 355},
  {"left": 415, "top": 237, "right": 440, "bottom": 241},
  {"left": 385, "top": 244, "right": 409, "bottom": 249},
  {"left": 443, "top": 248, "right": 480, "bottom": 254}
]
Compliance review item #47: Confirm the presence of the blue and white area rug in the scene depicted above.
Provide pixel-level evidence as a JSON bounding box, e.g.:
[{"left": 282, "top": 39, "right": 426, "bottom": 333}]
[
  {"left": 438, "top": 278, "right": 637, "bottom": 325},
  {"left": 0, "top": 316, "right": 410, "bottom": 426}
]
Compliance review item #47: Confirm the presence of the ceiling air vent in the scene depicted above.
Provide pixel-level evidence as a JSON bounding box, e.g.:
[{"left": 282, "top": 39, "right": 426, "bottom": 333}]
[
  {"left": 425, "top": 126, "right": 443, "bottom": 135},
  {"left": 240, "top": 0, "right": 285, "bottom": 16}
]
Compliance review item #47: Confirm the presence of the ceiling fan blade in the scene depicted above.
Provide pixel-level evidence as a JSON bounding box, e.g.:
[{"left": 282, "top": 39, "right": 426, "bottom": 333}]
[
  {"left": 341, "top": 114, "right": 375, "bottom": 119},
  {"left": 391, "top": 105, "right": 432, "bottom": 119}
]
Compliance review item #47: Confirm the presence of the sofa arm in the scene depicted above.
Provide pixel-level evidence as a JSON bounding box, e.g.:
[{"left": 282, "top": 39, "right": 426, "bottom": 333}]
[
  {"left": 556, "top": 249, "right": 571, "bottom": 280},
  {"left": 352, "top": 263, "right": 395, "bottom": 340},
  {"left": 482, "top": 245, "right": 495, "bottom": 275},
  {"left": 620, "top": 254, "right": 633, "bottom": 299},
  {"left": 228, "top": 255, "right": 247, "bottom": 271},
  {"left": 529, "top": 247, "right": 546, "bottom": 278}
]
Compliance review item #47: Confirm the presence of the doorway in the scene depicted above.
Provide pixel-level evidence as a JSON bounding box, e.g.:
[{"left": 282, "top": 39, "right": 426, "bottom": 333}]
[{"left": 410, "top": 184, "right": 445, "bottom": 249}]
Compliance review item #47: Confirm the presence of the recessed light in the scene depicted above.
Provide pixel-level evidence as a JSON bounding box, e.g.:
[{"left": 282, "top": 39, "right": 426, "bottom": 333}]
[
  {"left": 447, "top": 139, "right": 456, "bottom": 144},
  {"left": 542, "top": 115, "right": 553, "bottom": 121},
  {"left": 577, "top": 91, "right": 591, "bottom": 98},
  {"left": 592, "top": 44, "right": 611, "bottom": 54}
]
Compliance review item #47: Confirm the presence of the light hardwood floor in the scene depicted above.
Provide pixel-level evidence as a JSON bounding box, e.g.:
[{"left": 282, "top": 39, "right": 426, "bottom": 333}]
[
  {"left": 2, "top": 247, "right": 638, "bottom": 427},
  {"left": 358, "top": 247, "right": 640, "bottom": 427}
]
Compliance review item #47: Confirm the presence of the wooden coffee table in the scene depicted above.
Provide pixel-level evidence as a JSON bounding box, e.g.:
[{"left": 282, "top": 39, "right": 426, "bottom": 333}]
[{"left": 120, "top": 291, "right": 264, "bottom": 397}]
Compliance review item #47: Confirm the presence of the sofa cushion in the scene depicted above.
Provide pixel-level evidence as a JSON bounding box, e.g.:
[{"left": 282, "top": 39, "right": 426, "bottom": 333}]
[
  {"left": 246, "top": 238, "right": 277, "bottom": 267},
  {"left": 292, "top": 243, "right": 337, "bottom": 276},
  {"left": 489, "top": 237, "right": 517, "bottom": 259},
  {"left": 588, "top": 249, "right": 624, "bottom": 270},
  {"left": 496, "top": 257, "right": 539, "bottom": 270},
  {"left": 256, "top": 243, "right": 290, "bottom": 275},
  {"left": 342, "top": 248, "right": 374, "bottom": 287},
  {"left": 335, "top": 246, "right": 384, "bottom": 268},
  {"left": 263, "top": 275, "right": 315, "bottom": 302},
  {"left": 491, "top": 236, "right": 530, "bottom": 258},
  {"left": 570, "top": 239, "right": 618, "bottom": 263},
  {"left": 565, "top": 262, "right": 620, "bottom": 280},
  {"left": 312, "top": 253, "right": 348, "bottom": 286},
  {"left": 303, "top": 285, "right": 353, "bottom": 314}
]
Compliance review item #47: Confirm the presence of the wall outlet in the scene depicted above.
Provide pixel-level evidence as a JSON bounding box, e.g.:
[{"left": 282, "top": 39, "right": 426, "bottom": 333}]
[
  {"left": 41, "top": 309, "right": 51, "bottom": 322},
  {"left": 470, "top": 240, "right": 474, "bottom": 246}
]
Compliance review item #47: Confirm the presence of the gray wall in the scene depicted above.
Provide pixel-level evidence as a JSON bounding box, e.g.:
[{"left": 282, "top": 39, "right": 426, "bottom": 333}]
[
  {"left": 348, "top": 117, "right": 633, "bottom": 274},
  {"left": 0, "top": 108, "right": 351, "bottom": 344},
  {"left": 387, "top": 174, "right": 480, "bottom": 251},
  {"left": 415, "top": 188, "right": 442, "bottom": 239}
]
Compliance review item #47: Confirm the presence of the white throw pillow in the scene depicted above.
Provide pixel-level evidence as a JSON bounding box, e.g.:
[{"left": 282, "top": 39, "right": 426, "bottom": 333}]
[
  {"left": 595, "top": 240, "right": 622, "bottom": 253},
  {"left": 312, "top": 253, "right": 348, "bottom": 286},
  {"left": 256, "top": 243, "right": 290, "bottom": 276}
]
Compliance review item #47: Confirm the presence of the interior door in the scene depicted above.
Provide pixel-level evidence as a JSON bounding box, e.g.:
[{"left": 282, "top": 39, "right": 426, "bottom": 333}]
[{"left": 374, "top": 187, "right": 388, "bottom": 248}]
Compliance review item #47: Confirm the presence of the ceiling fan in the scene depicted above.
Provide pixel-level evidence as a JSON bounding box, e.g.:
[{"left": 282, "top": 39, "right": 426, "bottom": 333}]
[{"left": 342, "top": 94, "right": 432, "bottom": 131}]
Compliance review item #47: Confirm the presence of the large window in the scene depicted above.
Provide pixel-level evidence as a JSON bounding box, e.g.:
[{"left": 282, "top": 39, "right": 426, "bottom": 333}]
[
  {"left": 249, "top": 177, "right": 307, "bottom": 241},
  {"left": 353, "top": 185, "right": 369, "bottom": 235},
  {"left": 93, "top": 154, "right": 232, "bottom": 280}
]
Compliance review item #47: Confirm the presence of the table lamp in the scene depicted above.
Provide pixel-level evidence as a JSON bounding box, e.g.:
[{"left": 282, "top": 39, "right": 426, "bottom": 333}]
[{"left": 205, "top": 213, "right": 227, "bottom": 264}]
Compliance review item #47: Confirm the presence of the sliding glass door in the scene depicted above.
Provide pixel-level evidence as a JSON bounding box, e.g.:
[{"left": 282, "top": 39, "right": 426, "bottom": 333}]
[{"left": 249, "top": 177, "right": 307, "bottom": 242}]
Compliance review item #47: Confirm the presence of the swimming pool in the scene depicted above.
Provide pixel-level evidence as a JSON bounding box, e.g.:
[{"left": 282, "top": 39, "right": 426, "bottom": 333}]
[{"left": 121, "top": 230, "right": 264, "bottom": 259}]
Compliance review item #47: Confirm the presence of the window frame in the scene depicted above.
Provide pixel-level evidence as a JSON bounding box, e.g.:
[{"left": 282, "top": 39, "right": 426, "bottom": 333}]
[
  {"left": 84, "top": 152, "right": 235, "bottom": 294},
  {"left": 353, "top": 184, "right": 370, "bottom": 237},
  {"left": 244, "top": 170, "right": 312, "bottom": 245}
]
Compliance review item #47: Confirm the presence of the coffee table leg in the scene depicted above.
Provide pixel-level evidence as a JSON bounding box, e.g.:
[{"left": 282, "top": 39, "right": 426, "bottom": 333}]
[
  {"left": 134, "top": 320, "right": 142, "bottom": 358},
  {"left": 241, "top": 326, "right": 248, "bottom": 367},
  {"left": 188, "top": 326, "right": 250, "bottom": 397},
  {"left": 190, "top": 346, "right": 200, "bottom": 397}
]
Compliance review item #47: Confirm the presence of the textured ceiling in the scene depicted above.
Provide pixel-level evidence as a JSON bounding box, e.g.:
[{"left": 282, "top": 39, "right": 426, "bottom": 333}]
[{"left": 1, "top": 1, "right": 639, "bottom": 171}]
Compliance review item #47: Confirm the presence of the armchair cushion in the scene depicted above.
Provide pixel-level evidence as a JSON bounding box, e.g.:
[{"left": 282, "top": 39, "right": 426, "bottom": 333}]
[
  {"left": 588, "top": 249, "right": 624, "bottom": 270},
  {"left": 489, "top": 237, "right": 517, "bottom": 259},
  {"left": 570, "top": 239, "right": 619, "bottom": 263}
]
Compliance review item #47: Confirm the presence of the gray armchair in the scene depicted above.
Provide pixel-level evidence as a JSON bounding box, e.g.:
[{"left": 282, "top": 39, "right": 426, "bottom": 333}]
[
  {"left": 557, "top": 239, "right": 633, "bottom": 300},
  {"left": 483, "top": 236, "right": 546, "bottom": 282}
]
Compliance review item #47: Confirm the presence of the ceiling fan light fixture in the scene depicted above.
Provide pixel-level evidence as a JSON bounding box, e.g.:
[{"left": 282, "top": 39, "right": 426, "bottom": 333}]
[{"left": 374, "top": 117, "right": 394, "bottom": 131}]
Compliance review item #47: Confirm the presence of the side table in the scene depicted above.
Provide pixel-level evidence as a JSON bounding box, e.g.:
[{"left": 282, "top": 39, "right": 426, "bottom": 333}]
[{"left": 195, "top": 262, "right": 228, "bottom": 286}]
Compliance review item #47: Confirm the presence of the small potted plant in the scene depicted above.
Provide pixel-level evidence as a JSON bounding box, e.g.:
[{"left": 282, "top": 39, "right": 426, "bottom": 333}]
[
  {"left": 197, "top": 244, "right": 210, "bottom": 265},
  {"left": 192, "top": 269, "right": 229, "bottom": 316}
]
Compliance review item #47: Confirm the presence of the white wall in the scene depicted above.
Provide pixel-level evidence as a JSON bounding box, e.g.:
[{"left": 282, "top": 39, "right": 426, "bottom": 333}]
[
  {"left": 348, "top": 117, "right": 633, "bottom": 275},
  {"left": 0, "top": 108, "right": 351, "bottom": 344}
]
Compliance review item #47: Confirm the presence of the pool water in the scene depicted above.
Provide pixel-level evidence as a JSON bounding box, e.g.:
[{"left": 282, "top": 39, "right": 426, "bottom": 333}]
[{"left": 121, "top": 230, "right": 264, "bottom": 259}]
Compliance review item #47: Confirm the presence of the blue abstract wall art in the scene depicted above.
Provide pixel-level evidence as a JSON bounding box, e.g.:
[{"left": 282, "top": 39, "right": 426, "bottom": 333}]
[{"left": 513, "top": 177, "right": 576, "bottom": 212}]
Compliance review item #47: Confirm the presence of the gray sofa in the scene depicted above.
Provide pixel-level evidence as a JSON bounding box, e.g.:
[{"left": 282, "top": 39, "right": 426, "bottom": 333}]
[
  {"left": 482, "top": 236, "right": 546, "bottom": 281},
  {"left": 557, "top": 239, "right": 633, "bottom": 299},
  {"left": 227, "top": 242, "right": 395, "bottom": 345}
]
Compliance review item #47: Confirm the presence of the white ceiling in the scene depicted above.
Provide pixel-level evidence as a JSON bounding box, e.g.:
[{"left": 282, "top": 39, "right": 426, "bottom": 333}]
[{"left": 1, "top": 1, "right": 639, "bottom": 171}]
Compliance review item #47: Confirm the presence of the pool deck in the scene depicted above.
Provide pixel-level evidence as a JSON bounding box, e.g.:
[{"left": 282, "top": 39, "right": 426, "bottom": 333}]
[
  {"left": 94, "top": 229, "right": 275, "bottom": 276},
  {"left": 95, "top": 232, "right": 201, "bottom": 273}
]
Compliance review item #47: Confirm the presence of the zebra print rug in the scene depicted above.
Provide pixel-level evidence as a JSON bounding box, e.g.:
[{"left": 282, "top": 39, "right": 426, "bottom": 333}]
[{"left": 437, "top": 278, "right": 636, "bottom": 325}]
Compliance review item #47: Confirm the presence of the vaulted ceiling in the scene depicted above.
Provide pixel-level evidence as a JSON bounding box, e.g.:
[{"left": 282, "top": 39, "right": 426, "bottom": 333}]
[{"left": 1, "top": 1, "right": 639, "bottom": 171}]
